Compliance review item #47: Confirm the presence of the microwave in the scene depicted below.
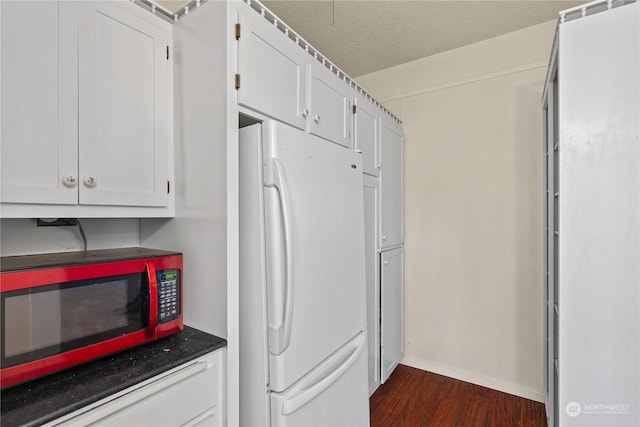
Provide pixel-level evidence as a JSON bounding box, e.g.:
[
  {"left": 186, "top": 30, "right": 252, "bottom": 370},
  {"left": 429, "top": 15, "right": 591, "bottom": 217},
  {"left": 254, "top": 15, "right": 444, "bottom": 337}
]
[{"left": 0, "top": 247, "right": 183, "bottom": 389}]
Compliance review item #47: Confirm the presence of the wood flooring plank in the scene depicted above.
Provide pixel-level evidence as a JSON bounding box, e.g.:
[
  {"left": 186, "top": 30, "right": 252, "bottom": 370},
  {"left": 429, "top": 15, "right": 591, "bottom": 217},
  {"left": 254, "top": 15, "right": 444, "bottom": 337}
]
[
  {"left": 454, "top": 383, "right": 491, "bottom": 426},
  {"left": 421, "top": 376, "right": 466, "bottom": 427},
  {"left": 519, "top": 398, "right": 547, "bottom": 427},
  {"left": 370, "top": 365, "right": 424, "bottom": 416},
  {"left": 391, "top": 369, "right": 446, "bottom": 427},
  {"left": 486, "top": 390, "right": 522, "bottom": 427},
  {"left": 369, "top": 365, "right": 547, "bottom": 427}
]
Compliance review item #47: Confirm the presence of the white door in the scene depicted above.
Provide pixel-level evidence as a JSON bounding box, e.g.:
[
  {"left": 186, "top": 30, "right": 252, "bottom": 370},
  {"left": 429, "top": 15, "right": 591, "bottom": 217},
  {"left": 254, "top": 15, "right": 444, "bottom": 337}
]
[
  {"left": 308, "top": 65, "right": 351, "bottom": 148},
  {"left": 1, "top": 1, "right": 78, "bottom": 205},
  {"left": 363, "top": 175, "right": 381, "bottom": 395},
  {"left": 354, "top": 94, "right": 380, "bottom": 177},
  {"left": 78, "top": 1, "right": 169, "bottom": 207},
  {"left": 237, "top": 11, "right": 307, "bottom": 131},
  {"left": 270, "top": 332, "right": 369, "bottom": 427},
  {"left": 381, "top": 247, "right": 403, "bottom": 383},
  {"left": 262, "top": 121, "right": 367, "bottom": 392},
  {"left": 379, "top": 119, "right": 404, "bottom": 249}
]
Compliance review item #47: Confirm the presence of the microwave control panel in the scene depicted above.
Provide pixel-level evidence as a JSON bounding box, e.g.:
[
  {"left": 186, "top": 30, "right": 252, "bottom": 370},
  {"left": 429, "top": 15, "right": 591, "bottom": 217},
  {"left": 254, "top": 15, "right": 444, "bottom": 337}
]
[{"left": 158, "top": 269, "right": 180, "bottom": 322}]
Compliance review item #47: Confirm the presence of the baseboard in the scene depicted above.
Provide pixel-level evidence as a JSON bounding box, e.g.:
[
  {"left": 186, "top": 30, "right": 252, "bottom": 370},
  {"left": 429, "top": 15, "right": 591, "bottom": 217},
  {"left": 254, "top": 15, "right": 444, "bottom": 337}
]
[{"left": 401, "top": 356, "right": 544, "bottom": 403}]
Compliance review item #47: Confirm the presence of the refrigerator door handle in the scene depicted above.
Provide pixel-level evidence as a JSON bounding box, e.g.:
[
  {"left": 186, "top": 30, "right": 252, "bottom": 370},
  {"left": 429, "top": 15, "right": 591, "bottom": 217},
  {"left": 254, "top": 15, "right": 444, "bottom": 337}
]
[
  {"left": 281, "top": 333, "right": 367, "bottom": 415},
  {"left": 268, "top": 158, "right": 295, "bottom": 355}
]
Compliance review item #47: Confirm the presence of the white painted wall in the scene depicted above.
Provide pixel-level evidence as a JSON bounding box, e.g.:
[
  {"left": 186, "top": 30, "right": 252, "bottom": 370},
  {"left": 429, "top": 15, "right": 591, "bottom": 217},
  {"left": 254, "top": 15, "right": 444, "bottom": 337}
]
[
  {"left": 0, "top": 218, "right": 140, "bottom": 257},
  {"left": 357, "top": 20, "right": 557, "bottom": 402}
]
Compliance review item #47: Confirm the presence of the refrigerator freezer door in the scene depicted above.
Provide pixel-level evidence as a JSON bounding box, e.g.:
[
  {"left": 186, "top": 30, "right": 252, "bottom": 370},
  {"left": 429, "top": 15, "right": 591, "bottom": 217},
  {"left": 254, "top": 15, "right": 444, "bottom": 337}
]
[
  {"left": 263, "top": 121, "right": 367, "bottom": 393},
  {"left": 270, "top": 332, "right": 369, "bottom": 426}
]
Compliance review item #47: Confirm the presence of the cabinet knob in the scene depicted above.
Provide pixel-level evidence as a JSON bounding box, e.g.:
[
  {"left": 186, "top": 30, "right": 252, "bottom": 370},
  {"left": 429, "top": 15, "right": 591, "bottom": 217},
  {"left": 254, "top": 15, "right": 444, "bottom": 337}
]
[
  {"left": 382, "top": 235, "right": 388, "bottom": 241},
  {"left": 84, "top": 176, "right": 97, "bottom": 187},
  {"left": 301, "top": 108, "right": 309, "bottom": 118},
  {"left": 62, "top": 176, "right": 77, "bottom": 187},
  {"left": 384, "top": 260, "right": 389, "bottom": 266},
  {"left": 313, "top": 114, "right": 320, "bottom": 123}
]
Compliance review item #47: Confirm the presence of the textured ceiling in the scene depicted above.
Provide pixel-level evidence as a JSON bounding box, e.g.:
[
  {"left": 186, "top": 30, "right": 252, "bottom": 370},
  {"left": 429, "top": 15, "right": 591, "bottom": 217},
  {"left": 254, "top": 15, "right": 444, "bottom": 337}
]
[
  {"left": 262, "top": 1, "right": 584, "bottom": 77},
  {"left": 158, "top": 0, "right": 585, "bottom": 77}
]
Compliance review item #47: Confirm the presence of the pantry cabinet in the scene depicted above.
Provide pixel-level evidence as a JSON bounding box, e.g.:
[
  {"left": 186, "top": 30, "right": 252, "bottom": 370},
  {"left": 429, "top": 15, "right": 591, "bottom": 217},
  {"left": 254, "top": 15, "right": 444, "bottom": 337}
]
[
  {"left": 43, "top": 350, "right": 226, "bottom": 427},
  {"left": 380, "top": 247, "right": 404, "bottom": 383},
  {"left": 379, "top": 118, "right": 404, "bottom": 249},
  {"left": 543, "top": 2, "right": 639, "bottom": 426},
  {"left": 0, "top": 0, "right": 172, "bottom": 216},
  {"left": 363, "top": 174, "right": 381, "bottom": 395}
]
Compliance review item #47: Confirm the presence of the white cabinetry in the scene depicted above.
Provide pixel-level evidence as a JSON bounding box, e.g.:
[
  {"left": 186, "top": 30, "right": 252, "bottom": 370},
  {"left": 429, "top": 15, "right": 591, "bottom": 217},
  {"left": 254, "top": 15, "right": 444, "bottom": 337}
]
[
  {"left": 363, "top": 174, "right": 380, "bottom": 395},
  {"left": 1, "top": 1, "right": 78, "bottom": 205},
  {"left": 236, "top": 10, "right": 307, "bottom": 131},
  {"left": 236, "top": 10, "right": 351, "bottom": 147},
  {"left": 379, "top": 118, "right": 404, "bottom": 249},
  {"left": 78, "top": 1, "right": 170, "bottom": 207},
  {"left": 380, "top": 247, "right": 404, "bottom": 383},
  {"left": 0, "top": 0, "right": 172, "bottom": 217},
  {"left": 308, "top": 64, "right": 352, "bottom": 147},
  {"left": 543, "top": 3, "right": 639, "bottom": 427},
  {"left": 354, "top": 94, "right": 380, "bottom": 177},
  {"left": 44, "top": 350, "right": 226, "bottom": 427}
]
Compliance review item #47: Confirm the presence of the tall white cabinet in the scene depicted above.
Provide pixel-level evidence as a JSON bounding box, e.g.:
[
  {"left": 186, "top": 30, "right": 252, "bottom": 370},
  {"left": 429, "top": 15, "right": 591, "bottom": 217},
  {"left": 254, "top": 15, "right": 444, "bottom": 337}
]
[
  {"left": 354, "top": 92, "right": 404, "bottom": 394},
  {"left": 542, "top": 2, "right": 639, "bottom": 426}
]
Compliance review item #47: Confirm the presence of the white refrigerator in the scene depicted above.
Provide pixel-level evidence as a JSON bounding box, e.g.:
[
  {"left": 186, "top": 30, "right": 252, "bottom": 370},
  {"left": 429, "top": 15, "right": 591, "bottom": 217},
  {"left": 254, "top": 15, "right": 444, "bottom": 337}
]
[{"left": 239, "top": 120, "right": 369, "bottom": 426}]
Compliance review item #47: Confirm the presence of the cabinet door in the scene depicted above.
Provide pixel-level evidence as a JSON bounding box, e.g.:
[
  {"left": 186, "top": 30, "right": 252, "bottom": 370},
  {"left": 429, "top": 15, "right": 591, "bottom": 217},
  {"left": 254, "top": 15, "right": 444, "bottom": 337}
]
[
  {"left": 379, "top": 119, "right": 404, "bottom": 248},
  {"left": 380, "top": 247, "right": 404, "bottom": 383},
  {"left": 79, "top": 1, "right": 170, "bottom": 207},
  {"left": 1, "top": 1, "right": 78, "bottom": 205},
  {"left": 308, "top": 65, "right": 351, "bottom": 147},
  {"left": 46, "top": 350, "right": 224, "bottom": 427},
  {"left": 237, "top": 11, "right": 307, "bottom": 131},
  {"left": 363, "top": 175, "right": 380, "bottom": 395},
  {"left": 354, "top": 94, "right": 380, "bottom": 177}
]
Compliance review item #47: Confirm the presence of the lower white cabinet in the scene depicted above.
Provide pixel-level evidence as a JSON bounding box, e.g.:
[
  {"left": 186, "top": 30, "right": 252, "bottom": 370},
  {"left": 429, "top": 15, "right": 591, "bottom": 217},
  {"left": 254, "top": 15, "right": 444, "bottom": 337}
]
[
  {"left": 381, "top": 247, "right": 404, "bottom": 384},
  {"left": 43, "top": 350, "right": 226, "bottom": 427}
]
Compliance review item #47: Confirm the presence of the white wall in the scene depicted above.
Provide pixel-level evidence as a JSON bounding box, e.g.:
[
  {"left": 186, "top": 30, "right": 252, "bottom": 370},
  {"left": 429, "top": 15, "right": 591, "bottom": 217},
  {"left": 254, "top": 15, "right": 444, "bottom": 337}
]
[
  {"left": 357, "top": 19, "right": 557, "bottom": 402},
  {"left": 0, "top": 218, "right": 140, "bottom": 256}
]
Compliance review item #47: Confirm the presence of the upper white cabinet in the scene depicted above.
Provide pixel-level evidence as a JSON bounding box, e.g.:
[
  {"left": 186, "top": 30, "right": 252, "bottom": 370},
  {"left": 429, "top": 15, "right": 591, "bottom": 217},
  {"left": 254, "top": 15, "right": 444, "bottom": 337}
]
[
  {"left": 379, "top": 118, "right": 404, "bottom": 249},
  {"left": 1, "top": 0, "right": 172, "bottom": 217},
  {"left": 78, "top": 2, "right": 170, "bottom": 207},
  {"left": 236, "top": 10, "right": 352, "bottom": 148},
  {"left": 237, "top": 10, "right": 308, "bottom": 131},
  {"left": 1, "top": 1, "right": 78, "bottom": 205},
  {"left": 353, "top": 94, "right": 380, "bottom": 177},
  {"left": 308, "top": 64, "right": 351, "bottom": 147}
]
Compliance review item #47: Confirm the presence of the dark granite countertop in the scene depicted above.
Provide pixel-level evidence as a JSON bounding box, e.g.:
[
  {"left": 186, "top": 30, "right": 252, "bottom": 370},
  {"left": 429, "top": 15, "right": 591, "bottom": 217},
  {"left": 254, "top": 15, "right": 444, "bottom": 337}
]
[{"left": 1, "top": 326, "right": 226, "bottom": 427}]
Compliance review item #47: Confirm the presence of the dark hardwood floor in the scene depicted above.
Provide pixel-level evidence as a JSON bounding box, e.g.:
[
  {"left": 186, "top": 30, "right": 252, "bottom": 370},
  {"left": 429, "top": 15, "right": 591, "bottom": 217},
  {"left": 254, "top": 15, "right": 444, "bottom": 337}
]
[{"left": 370, "top": 365, "right": 547, "bottom": 427}]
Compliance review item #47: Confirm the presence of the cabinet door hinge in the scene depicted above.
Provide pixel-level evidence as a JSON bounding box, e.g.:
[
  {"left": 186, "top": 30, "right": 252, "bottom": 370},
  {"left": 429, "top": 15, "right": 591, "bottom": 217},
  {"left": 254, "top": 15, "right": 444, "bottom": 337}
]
[
  {"left": 235, "top": 74, "right": 241, "bottom": 90},
  {"left": 166, "top": 45, "right": 170, "bottom": 60},
  {"left": 353, "top": 104, "right": 357, "bottom": 114},
  {"left": 167, "top": 180, "right": 170, "bottom": 194},
  {"left": 235, "top": 23, "right": 241, "bottom": 40}
]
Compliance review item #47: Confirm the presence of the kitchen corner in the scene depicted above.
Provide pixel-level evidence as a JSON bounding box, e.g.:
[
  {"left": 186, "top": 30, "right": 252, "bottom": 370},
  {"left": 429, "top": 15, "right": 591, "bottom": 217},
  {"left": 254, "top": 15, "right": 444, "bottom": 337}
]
[{"left": 1, "top": 327, "right": 226, "bottom": 427}]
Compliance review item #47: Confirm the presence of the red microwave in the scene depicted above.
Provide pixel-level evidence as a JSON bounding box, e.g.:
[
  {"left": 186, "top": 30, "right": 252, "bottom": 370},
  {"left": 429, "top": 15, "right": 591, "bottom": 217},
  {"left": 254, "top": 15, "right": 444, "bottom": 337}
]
[{"left": 0, "top": 247, "right": 183, "bottom": 389}]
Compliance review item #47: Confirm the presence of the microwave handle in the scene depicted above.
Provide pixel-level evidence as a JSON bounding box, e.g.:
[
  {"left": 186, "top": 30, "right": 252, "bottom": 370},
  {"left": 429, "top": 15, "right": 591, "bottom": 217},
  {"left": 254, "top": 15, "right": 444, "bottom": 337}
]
[{"left": 146, "top": 262, "right": 158, "bottom": 339}]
